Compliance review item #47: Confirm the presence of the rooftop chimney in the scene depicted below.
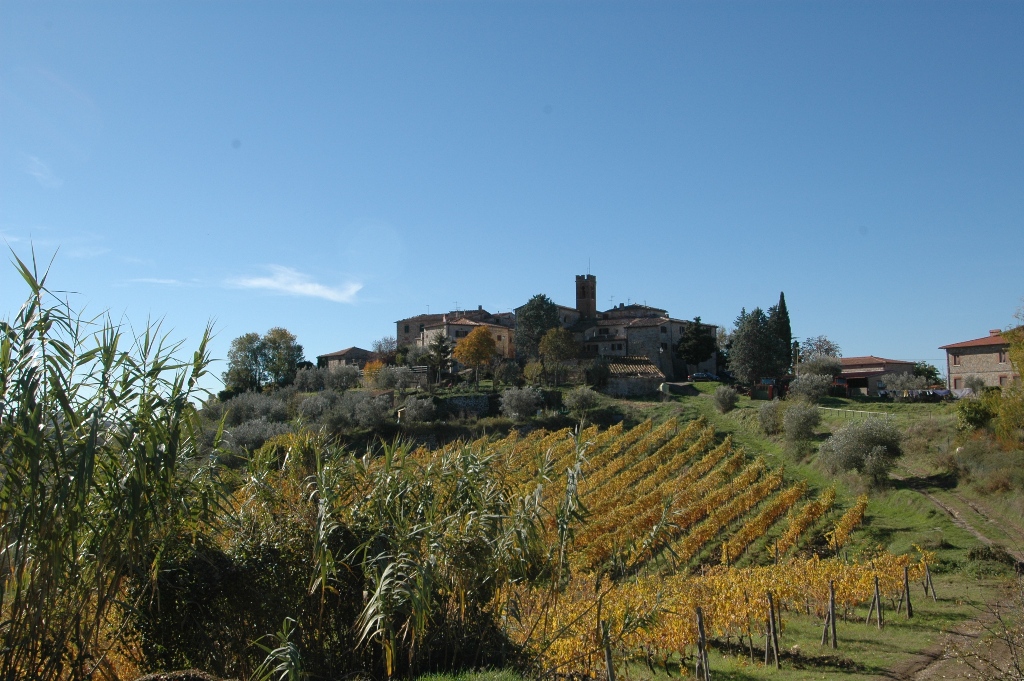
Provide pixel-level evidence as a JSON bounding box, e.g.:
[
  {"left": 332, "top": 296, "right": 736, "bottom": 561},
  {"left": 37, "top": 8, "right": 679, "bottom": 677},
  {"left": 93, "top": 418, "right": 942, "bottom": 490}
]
[
  {"left": 478, "top": 305, "right": 482, "bottom": 311},
  {"left": 990, "top": 329, "right": 1002, "bottom": 336}
]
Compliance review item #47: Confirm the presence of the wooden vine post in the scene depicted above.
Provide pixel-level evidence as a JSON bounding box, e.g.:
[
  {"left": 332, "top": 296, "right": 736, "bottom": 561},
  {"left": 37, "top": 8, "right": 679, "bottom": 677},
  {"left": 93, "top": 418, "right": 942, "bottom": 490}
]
[
  {"left": 864, "top": 575, "right": 884, "bottom": 629},
  {"left": 924, "top": 563, "right": 937, "bottom": 602},
  {"left": 601, "top": 619, "right": 615, "bottom": 681},
  {"left": 896, "top": 565, "right": 913, "bottom": 618},
  {"left": 765, "top": 591, "right": 780, "bottom": 669},
  {"left": 821, "top": 579, "right": 837, "bottom": 648},
  {"left": 695, "top": 606, "right": 711, "bottom": 681}
]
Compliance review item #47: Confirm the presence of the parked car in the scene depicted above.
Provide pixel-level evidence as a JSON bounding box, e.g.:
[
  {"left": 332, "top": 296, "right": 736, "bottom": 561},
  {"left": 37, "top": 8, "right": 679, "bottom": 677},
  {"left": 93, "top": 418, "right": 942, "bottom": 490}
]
[{"left": 689, "top": 372, "right": 719, "bottom": 382}]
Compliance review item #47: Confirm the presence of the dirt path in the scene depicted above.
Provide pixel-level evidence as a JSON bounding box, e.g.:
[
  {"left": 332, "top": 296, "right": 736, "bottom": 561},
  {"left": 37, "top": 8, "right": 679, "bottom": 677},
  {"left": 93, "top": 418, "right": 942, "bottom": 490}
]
[{"left": 883, "top": 478, "right": 1023, "bottom": 679}]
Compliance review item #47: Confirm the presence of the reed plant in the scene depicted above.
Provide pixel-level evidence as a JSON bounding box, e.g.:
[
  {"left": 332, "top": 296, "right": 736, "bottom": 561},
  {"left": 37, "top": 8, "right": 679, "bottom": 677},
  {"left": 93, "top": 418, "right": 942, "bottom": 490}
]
[{"left": 0, "top": 256, "right": 218, "bottom": 680}]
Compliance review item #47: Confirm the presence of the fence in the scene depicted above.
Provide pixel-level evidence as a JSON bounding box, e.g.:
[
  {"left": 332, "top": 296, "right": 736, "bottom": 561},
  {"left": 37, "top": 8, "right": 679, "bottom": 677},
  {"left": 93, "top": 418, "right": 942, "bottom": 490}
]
[{"left": 818, "top": 407, "right": 894, "bottom": 420}]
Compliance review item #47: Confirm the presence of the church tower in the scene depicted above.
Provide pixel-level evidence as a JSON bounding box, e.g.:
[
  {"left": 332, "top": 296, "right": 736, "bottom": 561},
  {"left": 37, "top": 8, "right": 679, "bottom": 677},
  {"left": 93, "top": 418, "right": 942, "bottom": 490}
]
[{"left": 576, "top": 274, "right": 597, "bottom": 319}]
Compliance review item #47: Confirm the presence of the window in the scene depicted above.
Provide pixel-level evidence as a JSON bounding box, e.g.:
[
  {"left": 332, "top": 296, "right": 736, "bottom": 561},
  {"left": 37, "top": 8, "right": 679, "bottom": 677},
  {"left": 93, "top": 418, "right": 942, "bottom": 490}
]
[
  {"left": 999, "top": 350, "right": 1008, "bottom": 363},
  {"left": 419, "top": 323, "right": 425, "bottom": 332},
  {"left": 497, "top": 335, "right": 503, "bottom": 341},
  {"left": 1000, "top": 375, "right": 1008, "bottom": 387},
  {"left": 952, "top": 354, "right": 961, "bottom": 366},
  {"left": 599, "top": 328, "right": 609, "bottom": 335},
  {"left": 661, "top": 342, "right": 668, "bottom": 351},
  {"left": 661, "top": 326, "right": 667, "bottom": 334},
  {"left": 953, "top": 377, "right": 962, "bottom": 389},
  {"left": 404, "top": 324, "right": 410, "bottom": 333}
]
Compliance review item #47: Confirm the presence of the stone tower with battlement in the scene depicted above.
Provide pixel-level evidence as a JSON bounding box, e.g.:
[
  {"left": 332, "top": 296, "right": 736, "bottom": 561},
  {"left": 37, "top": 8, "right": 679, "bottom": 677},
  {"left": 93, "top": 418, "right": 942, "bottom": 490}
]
[{"left": 576, "top": 274, "right": 597, "bottom": 319}]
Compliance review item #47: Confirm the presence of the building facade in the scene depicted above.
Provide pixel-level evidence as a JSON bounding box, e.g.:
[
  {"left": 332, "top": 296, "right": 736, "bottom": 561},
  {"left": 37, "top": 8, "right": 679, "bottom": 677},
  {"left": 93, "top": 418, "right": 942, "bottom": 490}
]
[
  {"left": 940, "top": 330, "right": 1020, "bottom": 390},
  {"left": 839, "top": 356, "right": 917, "bottom": 396}
]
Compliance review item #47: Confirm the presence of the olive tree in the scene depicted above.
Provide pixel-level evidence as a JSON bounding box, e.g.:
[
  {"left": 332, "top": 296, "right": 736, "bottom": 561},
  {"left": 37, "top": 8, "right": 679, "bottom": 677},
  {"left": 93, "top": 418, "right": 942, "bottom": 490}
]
[{"left": 820, "top": 418, "right": 903, "bottom": 485}]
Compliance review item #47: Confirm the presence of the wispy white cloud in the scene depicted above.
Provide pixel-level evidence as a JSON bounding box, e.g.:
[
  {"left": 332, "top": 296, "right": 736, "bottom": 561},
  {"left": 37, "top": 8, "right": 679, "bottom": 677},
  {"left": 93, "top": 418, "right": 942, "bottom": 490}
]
[
  {"left": 130, "top": 277, "right": 186, "bottom": 286},
  {"left": 25, "top": 156, "right": 63, "bottom": 188},
  {"left": 228, "top": 265, "right": 361, "bottom": 303}
]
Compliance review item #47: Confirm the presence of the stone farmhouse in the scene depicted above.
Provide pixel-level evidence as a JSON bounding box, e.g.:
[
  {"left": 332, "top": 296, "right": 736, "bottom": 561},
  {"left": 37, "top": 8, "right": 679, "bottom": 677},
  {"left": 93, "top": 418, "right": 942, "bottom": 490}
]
[
  {"left": 517, "top": 274, "right": 717, "bottom": 382},
  {"left": 940, "top": 329, "right": 1020, "bottom": 390},
  {"left": 838, "top": 356, "right": 916, "bottom": 396},
  {"left": 316, "top": 346, "right": 372, "bottom": 370}
]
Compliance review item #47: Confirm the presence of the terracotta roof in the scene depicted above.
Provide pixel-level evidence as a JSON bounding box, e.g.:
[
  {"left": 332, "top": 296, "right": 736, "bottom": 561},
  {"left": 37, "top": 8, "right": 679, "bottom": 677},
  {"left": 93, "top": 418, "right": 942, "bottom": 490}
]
[
  {"left": 396, "top": 313, "right": 444, "bottom": 323},
  {"left": 626, "top": 317, "right": 671, "bottom": 328},
  {"left": 841, "top": 356, "right": 914, "bottom": 366},
  {"left": 317, "top": 346, "right": 371, "bottom": 359},
  {"left": 940, "top": 330, "right": 1017, "bottom": 350},
  {"left": 606, "top": 356, "right": 666, "bottom": 379}
]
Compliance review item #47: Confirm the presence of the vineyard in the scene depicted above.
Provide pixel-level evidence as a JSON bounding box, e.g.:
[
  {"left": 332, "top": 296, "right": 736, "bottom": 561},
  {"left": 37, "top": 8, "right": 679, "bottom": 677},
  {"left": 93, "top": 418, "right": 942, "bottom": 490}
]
[{"left": 389, "top": 417, "right": 931, "bottom": 676}]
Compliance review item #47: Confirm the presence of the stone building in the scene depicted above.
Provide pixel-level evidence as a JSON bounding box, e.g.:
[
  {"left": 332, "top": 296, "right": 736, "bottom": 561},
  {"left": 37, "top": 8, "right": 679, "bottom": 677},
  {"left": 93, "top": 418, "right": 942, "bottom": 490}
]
[
  {"left": 940, "top": 330, "right": 1020, "bottom": 390},
  {"left": 519, "top": 274, "right": 716, "bottom": 381},
  {"left": 418, "top": 316, "right": 515, "bottom": 359},
  {"left": 838, "top": 356, "right": 917, "bottom": 396},
  {"left": 396, "top": 306, "right": 513, "bottom": 349},
  {"left": 316, "top": 346, "right": 372, "bottom": 370}
]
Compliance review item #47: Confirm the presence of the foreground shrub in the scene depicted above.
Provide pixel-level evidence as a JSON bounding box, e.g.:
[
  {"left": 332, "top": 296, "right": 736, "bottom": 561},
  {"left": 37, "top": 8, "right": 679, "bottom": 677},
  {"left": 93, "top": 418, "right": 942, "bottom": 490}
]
[
  {"left": 501, "top": 386, "right": 542, "bottom": 420},
  {"left": 820, "top": 417, "right": 903, "bottom": 485},
  {"left": 402, "top": 396, "right": 436, "bottom": 423},
  {"left": 957, "top": 395, "right": 997, "bottom": 432},
  {"left": 294, "top": 366, "right": 325, "bottom": 392},
  {"left": 784, "top": 400, "right": 820, "bottom": 441},
  {"left": 788, "top": 374, "right": 833, "bottom": 403},
  {"left": 356, "top": 394, "right": 394, "bottom": 428},
  {"left": 325, "top": 365, "right": 361, "bottom": 390},
  {"left": 758, "top": 399, "right": 784, "bottom": 435},
  {"left": 228, "top": 418, "right": 293, "bottom": 452},
  {"left": 564, "top": 386, "right": 600, "bottom": 421},
  {"left": 712, "top": 385, "right": 738, "bottom": 413},
  {"left": 223, "top": 391, "right": 288, "bottom": 426}
]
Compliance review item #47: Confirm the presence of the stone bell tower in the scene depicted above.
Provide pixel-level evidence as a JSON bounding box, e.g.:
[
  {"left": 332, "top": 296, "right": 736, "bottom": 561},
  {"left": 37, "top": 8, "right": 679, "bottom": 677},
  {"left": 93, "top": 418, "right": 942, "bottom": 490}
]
[{"left": 576, "top": 274, "right": 597, "bottom": 319}]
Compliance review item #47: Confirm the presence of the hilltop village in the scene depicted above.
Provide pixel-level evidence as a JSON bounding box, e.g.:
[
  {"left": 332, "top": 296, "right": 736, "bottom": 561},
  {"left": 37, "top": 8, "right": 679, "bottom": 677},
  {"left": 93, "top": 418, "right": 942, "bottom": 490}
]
[{"left": 319, "top": 274, "right": 719, "bottom": 396}]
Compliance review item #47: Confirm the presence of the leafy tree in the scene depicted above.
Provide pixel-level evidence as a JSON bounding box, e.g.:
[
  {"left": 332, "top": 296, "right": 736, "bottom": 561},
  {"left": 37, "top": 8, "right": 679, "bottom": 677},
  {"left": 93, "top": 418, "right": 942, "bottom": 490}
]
[
  {"left": 426, "top": 332, "right": 454, "bottom": 385},
  {"left": 453, "top": 326, "right": 497, "bottom": 388},
  {"left": 523, "top": 360, "right": 544, "bottom": 385},
  {"left": 676, "top": 317, "right": 716, "bottom": 370},
  {"left": 797, "top": 354, "right": 843, "bottom": 377},
  {"left": 538, "top": 327, "right": 578, "bottom": 386},
  {"left": 758, "top": 399, "right": 784, "bottom": 435},
  {"left": 563, "top": 386, "right": 600, "bottom": 422},
  {"left": 500, "top": 386, "right": 542, "bottom": 420},
  {"left": 800, "top": 335, "right": 841, "bottom": 360},
  {"left": 362, "top": 360, "right": 385, "bottom": 387},
  {"left": 768, "top": 292, "right": 793, "bottom": 375},
  {"left": 884, "top": 372, "right": 928, "bottom": 392},
  {"left": 913, "top": 361, "right": 943, "bottom": 386},
  {"left": 494, "top": 360, "right": 521, "bottom": 387},
  {"left": 788, "top": 374, "right": 833, "bottom": 403},
  {"left": 371, "top": 336, "right": 398, "bottom": 364},
  {"left": 783, "top": 400, "right": 820, "bottom": 441},
  {"left": 515, "top": 294, "right": 560, "bottom": 360},
  {"left": 727, "top": 308, "right": 780, "bottom": 385},
  {"left": 223, "top": 332, "right": 266, "bottom": 393},
  {"left": 263, "top": 327, "right": 304, "bottom": 388}
]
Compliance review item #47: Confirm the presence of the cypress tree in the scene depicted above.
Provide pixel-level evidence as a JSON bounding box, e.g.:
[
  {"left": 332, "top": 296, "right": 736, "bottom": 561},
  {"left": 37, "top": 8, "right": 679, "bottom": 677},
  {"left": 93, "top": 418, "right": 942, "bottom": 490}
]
[{"left": 768, "top": 292, "right": 793, "bottom": 376}]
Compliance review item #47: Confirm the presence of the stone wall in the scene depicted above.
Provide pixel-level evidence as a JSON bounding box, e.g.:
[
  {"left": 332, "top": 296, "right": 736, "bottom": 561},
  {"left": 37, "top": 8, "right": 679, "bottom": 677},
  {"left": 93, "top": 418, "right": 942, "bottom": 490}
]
[{"left": 605, "top": 376, "right": 661, "bottom": 397}]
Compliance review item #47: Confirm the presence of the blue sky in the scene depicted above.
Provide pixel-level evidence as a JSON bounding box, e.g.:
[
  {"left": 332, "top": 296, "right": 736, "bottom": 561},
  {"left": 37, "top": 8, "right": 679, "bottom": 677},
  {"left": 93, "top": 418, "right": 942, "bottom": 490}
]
[{"left": 2, "top": 1, "right": 1022, "bottom": 388}]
